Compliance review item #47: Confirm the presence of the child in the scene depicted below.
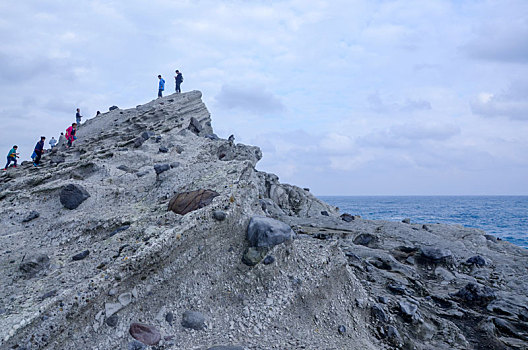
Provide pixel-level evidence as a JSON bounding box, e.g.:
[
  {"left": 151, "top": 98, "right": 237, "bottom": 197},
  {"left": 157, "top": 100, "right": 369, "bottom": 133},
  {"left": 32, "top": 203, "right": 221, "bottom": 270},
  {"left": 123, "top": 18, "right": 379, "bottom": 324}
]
[{"left": 3, "top": 145, "right": 19, "bottom": 170}]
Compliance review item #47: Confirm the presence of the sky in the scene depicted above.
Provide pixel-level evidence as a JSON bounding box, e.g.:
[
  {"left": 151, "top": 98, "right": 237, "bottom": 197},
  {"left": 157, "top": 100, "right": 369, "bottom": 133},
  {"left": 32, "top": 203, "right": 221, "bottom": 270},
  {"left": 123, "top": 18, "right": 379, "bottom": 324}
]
[{"left": 1, "top": 0, "right": 527, "bottom": 195}]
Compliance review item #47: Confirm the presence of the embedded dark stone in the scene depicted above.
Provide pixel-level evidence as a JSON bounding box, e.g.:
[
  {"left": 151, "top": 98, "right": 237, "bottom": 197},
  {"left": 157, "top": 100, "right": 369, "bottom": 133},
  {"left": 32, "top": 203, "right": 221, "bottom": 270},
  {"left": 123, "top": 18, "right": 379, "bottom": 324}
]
[
  {"left": 208, "top": 346, "right": 244, "bottom": 350},
  {"left": 60, "top": 184, "right": 90, "bottom": 210},
  {"left": 188, "top": 117, "right": 204, "bottom": 135},
  {"left": 154, "top": 164, "right": 170, "bottom": 175},
  {"left": 109, "top": 106, "right": 118, "bottom": 111},
  {"left": 168, "top": 189, "right": 220, "bottom": 215},
  {"left": 320, "top": 210, "right": 329, "bottom": 216},
  {"left": 165, "top": 312, "right": 174, "bottom": 325},
  {"left": 22, "top": 211, "right": 40, "bottom": 223},
  {"left": 129, "top": 323, "right": 161, "bottom": 345},
  {"left": 106, "top": 314, "right": 118, "bottom": 327},
  {"left": 402, "top": 218, "right": 411, "bottom": 224},
  {"left": 371, "top": 304, "right": 388, "bottom": 322},
  {"left": 204, "top": 134, "right": 219, "bottom": 140},
  {"left": 247, "top": 216, "right": 295, "bottom": 248},
  {"left": 338, "top": 325, "right": 347, "bottom": 334},
  {"left": 19, "top": 254, "right": 50, "bottom": 278},
  {"left": 212, "top": 210, "right": 227, "bottom": 221},
  {"left": 340, "top": 213, "right": 355, "bottom": 222},
  {"left": 141, "top": 131, "right": 155, "bottom": 140},
  {"left": 452, "top": 283, "right": 496, "bottom": 306},
  {"left": 242, "top": 247, "right": 269, "bottom": 266},
  {"left": 72, "top": 250, "right": 90, "bottom": 261},
  {"left": 108, "top": 225, "right": 130, "bottom": 237},
  {"left": 133, "top": 137, "right": 145, "bottom": 148},
  {"left": 466, "top": 255, "right": 486, "bottom": 267},
  {"left": 128, "top": 340, "right": 146, "bottom": 350},
  {"left": 262, "top": 255, "right": 275, "bottom": 265},
  {"left": 40, "top": 290, "right": 58, "bottom": 301},
  {"left": 159, "top": 146, "right": 169, "bottom": 153},
  {"left": 353, "top": 233, "right": 378, "bottom": 247},
  {"left": 181, "top": 310, "right": 206, "bottom": 330},
  {"left": 419, "top": 247, "right": 453, "bottom": 263}
]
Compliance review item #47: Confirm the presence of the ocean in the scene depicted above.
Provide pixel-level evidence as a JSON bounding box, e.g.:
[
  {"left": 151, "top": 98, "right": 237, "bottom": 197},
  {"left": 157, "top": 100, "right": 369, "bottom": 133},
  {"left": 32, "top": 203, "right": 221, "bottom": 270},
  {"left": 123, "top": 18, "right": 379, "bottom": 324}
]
[{"left": 318, "top": 196, "right": 528, "bottom": 249}]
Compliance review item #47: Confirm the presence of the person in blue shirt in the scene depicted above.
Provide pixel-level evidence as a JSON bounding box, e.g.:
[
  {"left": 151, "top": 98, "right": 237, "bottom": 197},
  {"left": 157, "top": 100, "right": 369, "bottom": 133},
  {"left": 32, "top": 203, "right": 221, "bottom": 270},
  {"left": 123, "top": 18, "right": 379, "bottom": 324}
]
[
  {"left": 158, "top": 75, "right": 165, "bottom": 98},
  {"left": 76, "top": 108, "right": 82, "bottom": 125},
  {"left": 33, "top": 136, "right": 46, "bottom": 166}
]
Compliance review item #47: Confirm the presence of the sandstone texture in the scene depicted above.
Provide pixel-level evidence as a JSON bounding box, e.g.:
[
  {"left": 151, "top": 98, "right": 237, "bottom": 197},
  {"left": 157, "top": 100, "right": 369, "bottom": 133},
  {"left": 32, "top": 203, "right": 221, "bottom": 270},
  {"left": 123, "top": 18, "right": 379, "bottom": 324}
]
[{"left": 0, "top": 91, "right": 527, "bottom": 349}]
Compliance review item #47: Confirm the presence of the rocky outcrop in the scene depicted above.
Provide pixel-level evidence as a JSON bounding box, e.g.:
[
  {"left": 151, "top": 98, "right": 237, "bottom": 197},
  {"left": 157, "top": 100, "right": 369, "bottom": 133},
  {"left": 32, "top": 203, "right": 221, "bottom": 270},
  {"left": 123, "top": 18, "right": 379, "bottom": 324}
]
[{"left": 0, "top": 91, "right": 526, "bottom": 350}]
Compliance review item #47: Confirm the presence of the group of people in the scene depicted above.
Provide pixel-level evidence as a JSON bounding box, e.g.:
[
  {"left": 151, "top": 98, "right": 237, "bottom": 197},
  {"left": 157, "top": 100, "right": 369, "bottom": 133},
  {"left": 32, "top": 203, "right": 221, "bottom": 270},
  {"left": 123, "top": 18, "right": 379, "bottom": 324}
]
[
  {"left": 4, "top": 69, "right": 186, "bottom": 171},
  {"left": 158, "top": 69, "right": 184, "bottom": 98},
  {"left": 3, "top": 110, "right": 81, "bottom": 171}
]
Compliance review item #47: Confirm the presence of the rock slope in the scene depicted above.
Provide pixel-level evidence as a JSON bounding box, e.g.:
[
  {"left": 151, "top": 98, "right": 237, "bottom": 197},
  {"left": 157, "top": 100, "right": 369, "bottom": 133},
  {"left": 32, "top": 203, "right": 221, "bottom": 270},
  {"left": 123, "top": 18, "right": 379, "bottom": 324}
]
[{"left": 0, "top": 91, "right": 526, "bottom": 350}]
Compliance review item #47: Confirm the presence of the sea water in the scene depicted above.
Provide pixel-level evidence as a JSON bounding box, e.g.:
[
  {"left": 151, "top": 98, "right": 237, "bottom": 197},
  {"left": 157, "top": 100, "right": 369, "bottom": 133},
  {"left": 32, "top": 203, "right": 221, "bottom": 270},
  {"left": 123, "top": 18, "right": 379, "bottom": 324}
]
[{"left": 318, "top": 196, "right": 528, "bottom": 249}]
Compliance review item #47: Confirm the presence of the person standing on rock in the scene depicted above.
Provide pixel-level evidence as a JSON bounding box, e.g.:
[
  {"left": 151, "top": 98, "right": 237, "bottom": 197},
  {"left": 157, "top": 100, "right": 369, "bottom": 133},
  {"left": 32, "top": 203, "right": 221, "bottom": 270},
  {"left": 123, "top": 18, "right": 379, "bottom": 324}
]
[
  {"left": 175, "top": 70, "right": 183, "bottom": 93},
  {"left": 49, "top": 137, "right": 57, "bottom": 149},
  {"left": 158, "top": 75, "right": 165, "bottom": 98},
  {"left": 33, "top": 137, "right": 46, "bottom": 166},
  {"left": 76, "top": 108, "right": 82, "bottom": 126},
  {"left": 65, "top": 123, "right": 77, "bottom": 148},
  {"left": 3, "top": 145, "right": 19, "bottom": 170}
]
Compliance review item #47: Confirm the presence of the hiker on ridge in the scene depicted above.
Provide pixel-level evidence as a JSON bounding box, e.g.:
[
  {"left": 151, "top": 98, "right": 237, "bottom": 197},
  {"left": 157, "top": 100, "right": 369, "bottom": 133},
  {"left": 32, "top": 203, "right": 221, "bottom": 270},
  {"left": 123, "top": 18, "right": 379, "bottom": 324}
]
[
  {"left": 65, "top": 123, "right": 77, "bottom": 148},
  {"left": 175, "top": 70, "right": 183, "bottom": 93},
  {"left": 76, "top": 108, "right": 82, "bottom": 125},
  {"left": 33, "top": 137, "right": 46, "bottom": 166},
  {"left": 3, "top": 145, "right": 19, "bottom": 171},
  {"left": 49, "top": 137, "right": 57, "bottom": 149},
  {"left": 158, "top": 75, "right": 165, "bottom": 98}
]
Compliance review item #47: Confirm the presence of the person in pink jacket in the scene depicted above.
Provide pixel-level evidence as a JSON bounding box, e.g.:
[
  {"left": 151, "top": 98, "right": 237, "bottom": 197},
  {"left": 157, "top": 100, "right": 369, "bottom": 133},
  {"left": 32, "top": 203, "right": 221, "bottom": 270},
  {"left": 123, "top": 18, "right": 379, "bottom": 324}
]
[{"left": 65, "top": 123, "right": 78, "bottom": 147}]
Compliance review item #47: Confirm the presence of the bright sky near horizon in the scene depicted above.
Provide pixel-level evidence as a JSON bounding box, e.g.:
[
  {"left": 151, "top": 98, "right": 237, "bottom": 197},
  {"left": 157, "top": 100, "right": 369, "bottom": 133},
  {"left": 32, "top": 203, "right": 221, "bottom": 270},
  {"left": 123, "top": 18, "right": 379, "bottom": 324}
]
[{"left": 1, "top": 0, "right": 527, "bottom": 195}]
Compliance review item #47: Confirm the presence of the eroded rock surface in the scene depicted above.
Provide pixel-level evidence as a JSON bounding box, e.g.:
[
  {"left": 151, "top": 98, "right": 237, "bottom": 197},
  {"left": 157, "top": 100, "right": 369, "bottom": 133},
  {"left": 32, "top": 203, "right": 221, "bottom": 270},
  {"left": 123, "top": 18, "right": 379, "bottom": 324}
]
[{"left": 0, "top": 91, "right": 526, "bottom": 350}]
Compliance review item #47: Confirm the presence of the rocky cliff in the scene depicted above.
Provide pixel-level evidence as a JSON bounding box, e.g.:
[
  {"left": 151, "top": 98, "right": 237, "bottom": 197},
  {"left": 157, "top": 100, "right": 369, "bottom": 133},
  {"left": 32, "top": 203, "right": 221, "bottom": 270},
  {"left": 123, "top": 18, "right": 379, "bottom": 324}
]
[{"left": 0, "top": 91, "right": 527, "bottom": 350}]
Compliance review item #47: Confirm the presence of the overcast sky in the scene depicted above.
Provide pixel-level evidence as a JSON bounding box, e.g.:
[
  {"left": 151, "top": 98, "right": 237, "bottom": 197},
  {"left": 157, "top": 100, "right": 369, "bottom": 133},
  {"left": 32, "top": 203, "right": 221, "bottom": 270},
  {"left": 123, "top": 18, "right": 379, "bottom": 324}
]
[{"left": 1, "top": 0, "right": 527, "bottom": 195}]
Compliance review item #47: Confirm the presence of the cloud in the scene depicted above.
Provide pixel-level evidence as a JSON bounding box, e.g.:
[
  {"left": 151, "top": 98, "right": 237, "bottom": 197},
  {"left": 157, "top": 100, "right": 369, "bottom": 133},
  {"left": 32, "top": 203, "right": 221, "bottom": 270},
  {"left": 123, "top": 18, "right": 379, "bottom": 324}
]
[
  {"left": 463, "top": 19, "right": 528, "bottom": 63},
  {"left": 367, "top": 92, "right": 431, "bottom": 113},
  {"left": 215, "top": 84, "right": 285, "bottom": 114},
  {"left": 470, "top": 81, "right": 528, "bottom": 120}
]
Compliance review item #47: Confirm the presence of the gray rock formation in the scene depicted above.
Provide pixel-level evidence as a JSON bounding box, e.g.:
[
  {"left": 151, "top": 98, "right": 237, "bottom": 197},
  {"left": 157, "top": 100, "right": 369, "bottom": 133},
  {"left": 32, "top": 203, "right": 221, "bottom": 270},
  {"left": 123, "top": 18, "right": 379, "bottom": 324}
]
[{"left": 0, "top": 91, "right": 526, "bottom": 350}]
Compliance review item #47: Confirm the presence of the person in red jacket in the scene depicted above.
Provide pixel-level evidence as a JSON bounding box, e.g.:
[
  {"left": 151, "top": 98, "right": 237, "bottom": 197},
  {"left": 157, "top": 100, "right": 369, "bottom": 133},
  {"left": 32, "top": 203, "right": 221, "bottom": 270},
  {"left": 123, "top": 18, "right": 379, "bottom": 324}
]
[{"left": 65, "top": 123, "right": 77, "bottom": 148}]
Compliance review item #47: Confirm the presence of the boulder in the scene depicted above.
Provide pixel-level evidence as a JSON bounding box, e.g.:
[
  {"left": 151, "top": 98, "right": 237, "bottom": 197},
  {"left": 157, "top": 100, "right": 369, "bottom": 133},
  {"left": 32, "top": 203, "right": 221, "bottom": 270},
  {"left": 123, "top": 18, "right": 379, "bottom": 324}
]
[
  {"left": 19, "top": 254, "right": 50, "bottom": 278},
  {"left": 60, "top": 184, "right": 90, "bottom": 210},
  {"left": 158, "top": 146, "right": 169, "bottom": 153},
  {"left": 109, "top": 105, "right": 118, "bottom": 111},
  {"left": 452, "top": 283, "right": 496, "bottom": 306},
  {"left": 181, "top": 310, "right": 206, "bottom": 330},
  {"left": 168, "top": 189, "right": 220, "bottom": 215},
  {"left": 419, "top": 247, "right": 453, "bottom": 264},
  {"left": 246, "top": 216, "right": 295, "bottom": 248},
  {"left": 353, "top": 233, "right": 378, "bottom": 247},
  {"left": 129, "top": 323, "right": 161, "bottom": 345},
  {"left": 105, "top": 315, "right": 118, "bottom": 327}
]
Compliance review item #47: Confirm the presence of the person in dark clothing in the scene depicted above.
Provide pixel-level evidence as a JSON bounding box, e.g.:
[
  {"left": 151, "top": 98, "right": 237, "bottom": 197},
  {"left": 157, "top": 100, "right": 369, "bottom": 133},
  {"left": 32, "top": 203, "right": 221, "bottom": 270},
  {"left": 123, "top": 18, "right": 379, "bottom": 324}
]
[
  {"left": 33, "top": 136, "right": 46, "bottom": 166},
  {"left": 158, "top": 75, "right": 165, "bottom": 98},
  {"left": 76, "top": 108, "right": 82, "bottom": 125},
  {"left": 175, "top": 70, "right": 183, "bottom": 93}
]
